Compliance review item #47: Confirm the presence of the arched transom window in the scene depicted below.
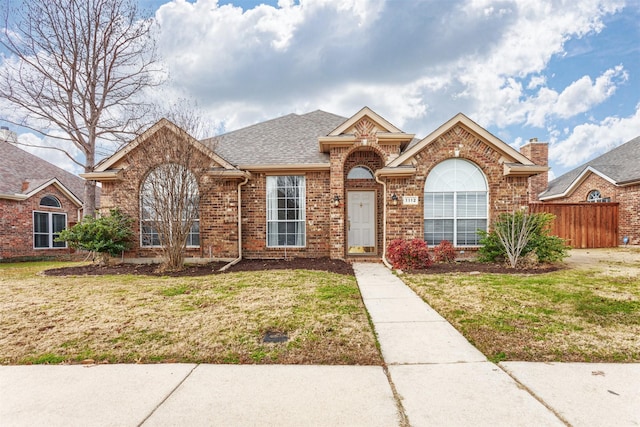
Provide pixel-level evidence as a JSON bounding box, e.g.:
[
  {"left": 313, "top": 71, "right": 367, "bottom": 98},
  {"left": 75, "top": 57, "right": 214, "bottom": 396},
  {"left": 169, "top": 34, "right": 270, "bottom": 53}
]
[
  {"left": 40, "top": 195, "right": 61, "bottom": 208},
  {"left": 347, "top": 166, "right": 374, "bottom": 180},
  {"left": 424, "top": 159, "right": 488, "bottom": 246},
  {"left": 140, "top": 164, "right": 200, "bottom": 247}
]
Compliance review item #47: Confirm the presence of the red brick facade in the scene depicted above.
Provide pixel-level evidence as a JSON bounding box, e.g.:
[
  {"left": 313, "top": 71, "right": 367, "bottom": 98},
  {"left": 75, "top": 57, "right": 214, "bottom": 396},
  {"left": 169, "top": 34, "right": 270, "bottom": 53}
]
[
  {"left": 93, "top": 111, "right": 543, "bottom": 262},
  {"left": 0, "top": 185, "right": 80, "bottom": 259}
]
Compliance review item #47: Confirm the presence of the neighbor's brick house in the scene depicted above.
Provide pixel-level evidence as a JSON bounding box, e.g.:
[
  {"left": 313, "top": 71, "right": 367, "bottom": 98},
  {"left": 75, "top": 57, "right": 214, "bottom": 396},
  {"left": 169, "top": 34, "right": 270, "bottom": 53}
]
[
  {"left": 85, "top": 107, "right": 548, "bottom": 263},
  {"left": 538, "top": 136, "right": 640, "bottom": 245},
  {"left": 0, "top": 129, "right": 85, "bottom": 259}
]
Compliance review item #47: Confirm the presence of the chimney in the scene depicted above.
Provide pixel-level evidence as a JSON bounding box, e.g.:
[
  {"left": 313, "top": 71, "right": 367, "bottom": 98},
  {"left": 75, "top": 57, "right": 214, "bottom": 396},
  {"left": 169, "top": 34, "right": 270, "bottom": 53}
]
[
  {"left": 0, "top": 126, "right": 18, "bottom": 144},
  {"left": 520, "top": 138, "right": 548, "bottom": 202},
  {"left": 21, "top": 181, "right": 30, "bottom": 193}
]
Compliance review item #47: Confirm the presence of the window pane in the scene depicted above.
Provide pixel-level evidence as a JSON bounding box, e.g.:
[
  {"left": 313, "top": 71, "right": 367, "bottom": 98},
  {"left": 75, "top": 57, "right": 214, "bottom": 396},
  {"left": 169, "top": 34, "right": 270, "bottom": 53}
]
[
  {"left": 34, "top": 234, "right": 49, "bottom": 248},
  {"left": 34, "top": 212, "right": 48, "bottom": 233},
  {"left": 52, "top": 214, "right": 66, "bottom": 233},
  {"left": 347, "top": 166, "right": 374, "bottom": 179},
  {"left": 424, "top": 219, "right": 454, "bottom": 246},
  {"left": 266, "top": 176, "right": 305, "bottom": 247}
]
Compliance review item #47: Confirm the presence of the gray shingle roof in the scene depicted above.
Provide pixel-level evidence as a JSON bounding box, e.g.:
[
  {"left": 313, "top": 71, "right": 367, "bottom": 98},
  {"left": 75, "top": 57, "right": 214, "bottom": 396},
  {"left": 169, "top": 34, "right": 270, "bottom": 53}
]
[
  {"left": 0, "top": 140, "right": 86, "bottom": 201},
  {"left": 542, "top": 135, "right": 640, "bottom": 198},
  {"left": 202, "top": 110, "right": 347, "bottom": 166}
]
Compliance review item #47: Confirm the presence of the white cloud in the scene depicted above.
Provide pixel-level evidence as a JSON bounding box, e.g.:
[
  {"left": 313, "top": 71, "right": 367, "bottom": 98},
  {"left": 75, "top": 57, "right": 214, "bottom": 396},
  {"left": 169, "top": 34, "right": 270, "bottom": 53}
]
[{"left": 550, "top": 103, "right": 640, "bottom": 168}]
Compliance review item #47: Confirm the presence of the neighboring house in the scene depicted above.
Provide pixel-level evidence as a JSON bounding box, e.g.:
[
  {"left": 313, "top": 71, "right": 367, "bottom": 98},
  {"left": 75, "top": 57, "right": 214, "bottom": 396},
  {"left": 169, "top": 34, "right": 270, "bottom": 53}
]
[
  {"left": 539, "top": 136, "right": 640, "bottom": 245},
  {"left": 0, "top": 128, "right": 86, "bottom": 259},
  {"left": 84, "top": 107, "right": 548, "bottom": 262}
]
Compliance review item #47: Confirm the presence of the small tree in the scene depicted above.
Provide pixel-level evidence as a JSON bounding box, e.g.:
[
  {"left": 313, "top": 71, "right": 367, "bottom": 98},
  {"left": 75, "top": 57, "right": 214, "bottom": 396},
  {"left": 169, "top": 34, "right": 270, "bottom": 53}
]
[
  {"left": 57, "top": 208, "right": 134, "bottom": 265},
  {"left": 478, "top": 210, "right": 569, "bottom": 268},
  {"left": 136, "top": 104, "right": 216, "bottom": 272}
]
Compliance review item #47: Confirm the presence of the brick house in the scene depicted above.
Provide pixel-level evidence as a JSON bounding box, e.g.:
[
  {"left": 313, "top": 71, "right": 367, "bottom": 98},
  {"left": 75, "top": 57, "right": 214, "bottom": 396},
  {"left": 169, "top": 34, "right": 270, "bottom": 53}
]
[
  {"left": 0, "top": 129, "right": 85, "bottom": 259},
  {"left": 85, "top": 107, "right": 548, "bottom": 263},
  {"left": 539, "top": 135, "right": 640, "bottom": 245}
]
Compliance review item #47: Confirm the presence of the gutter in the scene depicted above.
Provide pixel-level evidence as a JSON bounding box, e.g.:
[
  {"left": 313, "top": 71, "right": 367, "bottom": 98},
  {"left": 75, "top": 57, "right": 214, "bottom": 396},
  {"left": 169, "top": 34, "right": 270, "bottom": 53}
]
[
  {"left": 374, "top": 174, "right": 393, "bottom": 270},
  {"left": 219, "top": 174, "right": 250, "bottom": 272}
]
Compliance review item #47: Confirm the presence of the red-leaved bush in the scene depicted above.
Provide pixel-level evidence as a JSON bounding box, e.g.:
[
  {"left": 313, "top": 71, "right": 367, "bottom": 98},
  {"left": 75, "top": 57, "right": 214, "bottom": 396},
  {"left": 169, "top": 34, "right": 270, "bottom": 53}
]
[
  {"left": 433, "top": 240, "right": 456, "bottom": 263},
  {"left": 387, "top": 239, "right": 432, "bottom": 270}
]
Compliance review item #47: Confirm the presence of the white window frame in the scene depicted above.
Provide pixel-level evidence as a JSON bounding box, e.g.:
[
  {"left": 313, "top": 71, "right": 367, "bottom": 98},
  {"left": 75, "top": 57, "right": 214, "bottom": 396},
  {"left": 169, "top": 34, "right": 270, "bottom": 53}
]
[
  {"left": 266, "top": 175, "right": 306, "bottom": 248},
  {"left": 33, "top": 211, "right": 67, "bottom": 249},
  {"left": 424, "top": 159, "right": 488, "bottom": 247}
]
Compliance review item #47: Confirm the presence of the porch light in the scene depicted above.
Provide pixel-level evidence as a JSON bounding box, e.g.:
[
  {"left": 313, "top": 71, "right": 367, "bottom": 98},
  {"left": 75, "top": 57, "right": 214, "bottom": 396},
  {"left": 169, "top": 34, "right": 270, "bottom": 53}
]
[
  {"left": 333, "top": 194, "right": 341, "bottom": 207},
  {"left": 391, "top": 193, "right": 398, "bottom": 205}
]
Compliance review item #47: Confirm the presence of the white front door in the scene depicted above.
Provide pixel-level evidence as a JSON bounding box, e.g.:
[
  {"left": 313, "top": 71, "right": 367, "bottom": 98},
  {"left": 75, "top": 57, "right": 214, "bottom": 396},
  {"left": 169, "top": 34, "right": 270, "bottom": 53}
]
[{"left": 348, "top": 191, "right": 376, "bottom": 254}]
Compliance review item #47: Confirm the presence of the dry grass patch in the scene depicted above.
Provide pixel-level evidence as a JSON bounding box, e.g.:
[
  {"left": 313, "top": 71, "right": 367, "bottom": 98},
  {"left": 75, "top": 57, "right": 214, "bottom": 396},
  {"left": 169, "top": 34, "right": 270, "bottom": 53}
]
[
  {"left": 0, "top": 262, "right": 381, "bottom": 365},
  {"left": 402, "top": 258, "right": 640, "bottom": 363}
]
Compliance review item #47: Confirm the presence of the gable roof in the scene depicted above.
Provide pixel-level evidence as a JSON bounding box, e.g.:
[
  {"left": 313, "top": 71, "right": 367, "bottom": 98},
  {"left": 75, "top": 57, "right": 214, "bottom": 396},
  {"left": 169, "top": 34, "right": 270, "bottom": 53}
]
[
  {"left": 0, "top": 140, "right": 85, "bottom": 205},
  {"left": 389, "top": 112, "right": 537, "bottom": 168},
  {"left": 93, "top": 118, "right": 238, "bottom": 174},
  {"left": 203, "top": 110, "right": 346, "bottom": 169},
  {"left": 540, "top": 135, "right": 640, "bottom": 200}
]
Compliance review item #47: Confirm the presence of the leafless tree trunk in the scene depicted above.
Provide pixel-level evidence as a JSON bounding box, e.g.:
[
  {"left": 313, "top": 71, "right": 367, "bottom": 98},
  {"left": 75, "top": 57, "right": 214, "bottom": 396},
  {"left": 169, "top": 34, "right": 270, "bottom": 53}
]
[
  {"left": 0, "top": 0, "right": 160, "bottom": 217},
  {"left": 494, "top": 209, "right": 537, "bottom": 268}
]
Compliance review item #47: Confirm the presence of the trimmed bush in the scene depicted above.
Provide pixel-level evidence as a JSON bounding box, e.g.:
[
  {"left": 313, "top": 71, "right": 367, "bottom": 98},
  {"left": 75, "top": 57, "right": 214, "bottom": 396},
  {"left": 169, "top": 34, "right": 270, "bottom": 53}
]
[
  {"left": 387, "top": 239, "right": 432, "bottom": 270},
  {"left": 433, "top": 240, "right": 456, "bottom": 263}
]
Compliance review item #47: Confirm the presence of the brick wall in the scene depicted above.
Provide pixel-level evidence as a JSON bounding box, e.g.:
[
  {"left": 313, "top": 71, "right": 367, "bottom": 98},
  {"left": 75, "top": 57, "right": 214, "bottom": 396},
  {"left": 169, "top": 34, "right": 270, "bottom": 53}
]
[
  {"left": 98, "top": 129, "right": 241, "bottom": 260},
  {"left": 241, "top": 171, "right": 331, "bottom": 259},
  {"left": 0, "top": 185, "right": 80, "bottom": 259},
  {"left": 384, "top": 124, "right": 531, "bottom": 253}
]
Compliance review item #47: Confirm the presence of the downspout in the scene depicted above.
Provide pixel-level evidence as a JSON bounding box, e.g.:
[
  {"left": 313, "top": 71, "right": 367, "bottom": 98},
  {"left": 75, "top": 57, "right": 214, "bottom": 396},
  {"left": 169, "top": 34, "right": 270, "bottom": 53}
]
[
  {"left": 219, "top": 174, "right": 250, "bottom": 271},
  {"left": 375, "top": 173, "right": 393, "bottom": 269}
]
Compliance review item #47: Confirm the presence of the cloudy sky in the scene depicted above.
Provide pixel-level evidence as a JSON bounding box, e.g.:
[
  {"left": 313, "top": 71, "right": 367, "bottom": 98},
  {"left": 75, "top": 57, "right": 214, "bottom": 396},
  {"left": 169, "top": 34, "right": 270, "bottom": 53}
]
[{"left": 4, "top": 0, "right": 640, "bottom": 181}]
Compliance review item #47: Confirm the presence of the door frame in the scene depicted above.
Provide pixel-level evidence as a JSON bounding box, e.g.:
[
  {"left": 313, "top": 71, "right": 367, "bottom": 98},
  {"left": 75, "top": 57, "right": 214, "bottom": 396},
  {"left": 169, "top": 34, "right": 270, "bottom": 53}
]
[{"left": 346, "top": 190, "right": 377, "bottom": 256}]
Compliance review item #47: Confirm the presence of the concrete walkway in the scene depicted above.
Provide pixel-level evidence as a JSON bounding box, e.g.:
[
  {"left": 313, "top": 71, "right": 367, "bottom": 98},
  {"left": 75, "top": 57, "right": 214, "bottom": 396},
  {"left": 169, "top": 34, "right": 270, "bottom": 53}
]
[
  {"left": 1, "top": 262, "right": 639, "bottom": 426},
  {"left": 354, "top": 262, "right": 640, "bottom": 427}
]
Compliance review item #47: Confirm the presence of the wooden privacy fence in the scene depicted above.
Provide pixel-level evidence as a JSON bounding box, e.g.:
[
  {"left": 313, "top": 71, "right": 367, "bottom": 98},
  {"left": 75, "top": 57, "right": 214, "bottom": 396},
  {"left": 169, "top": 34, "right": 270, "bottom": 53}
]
[{"left": 529, "top": 202, "right": 619, "bottom": 249}]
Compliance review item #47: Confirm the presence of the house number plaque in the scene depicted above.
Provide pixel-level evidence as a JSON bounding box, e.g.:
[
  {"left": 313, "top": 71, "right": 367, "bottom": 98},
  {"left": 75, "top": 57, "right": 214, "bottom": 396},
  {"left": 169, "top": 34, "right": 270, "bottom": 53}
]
[{"left": 403, "top": 196, "right": 419, "bottom": 205}]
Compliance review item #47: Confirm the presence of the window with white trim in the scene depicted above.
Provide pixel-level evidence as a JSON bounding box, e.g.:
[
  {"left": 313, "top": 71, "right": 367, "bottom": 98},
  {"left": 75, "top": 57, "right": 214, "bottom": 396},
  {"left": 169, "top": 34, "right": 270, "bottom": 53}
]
[
  {"left": 266, "top": 176, "right": 306, "bottom": 247},
  {"left": 140, "top": 164, "right": 200, "bottom": 248},
  {"left": 33, "top": 211, "right": 67, "bottom": 248},
  {"left": 424, "top": 159, "right": 488, "bottom": 246}
]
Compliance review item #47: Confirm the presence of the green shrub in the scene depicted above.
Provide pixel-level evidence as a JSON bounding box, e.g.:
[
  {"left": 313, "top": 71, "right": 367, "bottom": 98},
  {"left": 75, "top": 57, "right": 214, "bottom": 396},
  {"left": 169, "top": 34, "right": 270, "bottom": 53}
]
[
  {"left": 56, "top": 209, "right": 134, "bottom": 262},
  {"left": 478, "top": 211, "right": 569, "bottom": 268}
]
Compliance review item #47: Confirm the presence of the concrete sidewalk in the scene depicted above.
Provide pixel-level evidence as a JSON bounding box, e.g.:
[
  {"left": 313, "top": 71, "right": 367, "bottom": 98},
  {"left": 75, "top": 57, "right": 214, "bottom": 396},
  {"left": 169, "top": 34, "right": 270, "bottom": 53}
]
[
  {"left": 2, "top": 263, "right": 639, "bottom": 426},
  {"left": 354, "top": 262, "right": 640, "bottom": 427}
]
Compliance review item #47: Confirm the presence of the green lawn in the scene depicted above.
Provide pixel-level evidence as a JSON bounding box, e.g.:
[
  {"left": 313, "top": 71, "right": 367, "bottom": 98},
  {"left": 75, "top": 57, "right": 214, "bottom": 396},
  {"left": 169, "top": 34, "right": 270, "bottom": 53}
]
[
  {"left": 0, "top": 262, "right": 381, "bottom": 365},
  {"left": 402, "top": 261, "right": 640, "bottom": 362}
]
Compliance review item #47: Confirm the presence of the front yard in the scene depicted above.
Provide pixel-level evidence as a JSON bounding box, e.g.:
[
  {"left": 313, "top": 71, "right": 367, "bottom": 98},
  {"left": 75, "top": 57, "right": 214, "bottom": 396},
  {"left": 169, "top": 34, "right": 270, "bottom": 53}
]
[
  {"left": 0, "top": 262, "right": 381, "bottom": 365},
  {"left": 402, "top": 249, "right": 640, "bottom": 362},
  {"left": 2, "top": 249, "right": 639, "bottom": 365}
]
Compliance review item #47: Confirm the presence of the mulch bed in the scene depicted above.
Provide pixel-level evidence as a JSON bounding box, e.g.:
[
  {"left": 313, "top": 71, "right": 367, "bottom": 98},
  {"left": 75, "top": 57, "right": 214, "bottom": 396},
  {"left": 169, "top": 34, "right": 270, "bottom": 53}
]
[
  {"left": 42, "top": 257, "right": 561, "bottom": 277},
  {"left": 43, "top": 257, "right": 355, "bottom": 277}
]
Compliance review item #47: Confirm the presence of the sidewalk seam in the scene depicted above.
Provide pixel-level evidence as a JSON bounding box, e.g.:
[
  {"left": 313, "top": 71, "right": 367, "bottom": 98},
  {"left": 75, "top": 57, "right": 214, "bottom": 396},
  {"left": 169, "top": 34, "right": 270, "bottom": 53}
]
[
  {"left": 137, "top": 363, "right": 199, "bottom": 426},
  {"left": 499, "top": 363, "right": 571, "bottom": 427}
]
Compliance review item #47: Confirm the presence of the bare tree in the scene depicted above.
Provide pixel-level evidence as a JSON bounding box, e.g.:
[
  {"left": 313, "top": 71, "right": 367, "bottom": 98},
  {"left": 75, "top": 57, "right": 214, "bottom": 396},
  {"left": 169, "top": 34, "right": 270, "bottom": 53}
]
[
  {"left": 493, "top": 209, "right": 537, "bottom": 268},
  {"left": 0, "top": 0, "right": 160, "bottom": 217},
  {"left": 137, "top": 105, "right": 217, "bottom": 271}
]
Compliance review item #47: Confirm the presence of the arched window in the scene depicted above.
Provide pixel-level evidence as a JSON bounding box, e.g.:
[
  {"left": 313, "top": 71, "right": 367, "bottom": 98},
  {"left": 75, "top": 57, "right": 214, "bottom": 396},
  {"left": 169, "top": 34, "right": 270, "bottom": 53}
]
[
  {"left": 140, "top": 164, "right": 200, "bottom": 247},
  {"left": 347, "top": 166, "right": 374, "bottom": 180},
  {"left": 587, "top": 189, "right": 601, "bottom": 202},
  {"left": 424, "top": 159, "right": 488, "bottom": 246},
  {"left": 40, "top": 195, "right": 61, "bottom": 208}
]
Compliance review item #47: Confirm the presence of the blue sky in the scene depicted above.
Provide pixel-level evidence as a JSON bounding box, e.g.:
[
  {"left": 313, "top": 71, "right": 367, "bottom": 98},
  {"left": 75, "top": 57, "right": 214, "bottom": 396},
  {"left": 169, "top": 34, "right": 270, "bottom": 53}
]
[{"left": 3, "top": 0, "right": 640, "bottom": 181}]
